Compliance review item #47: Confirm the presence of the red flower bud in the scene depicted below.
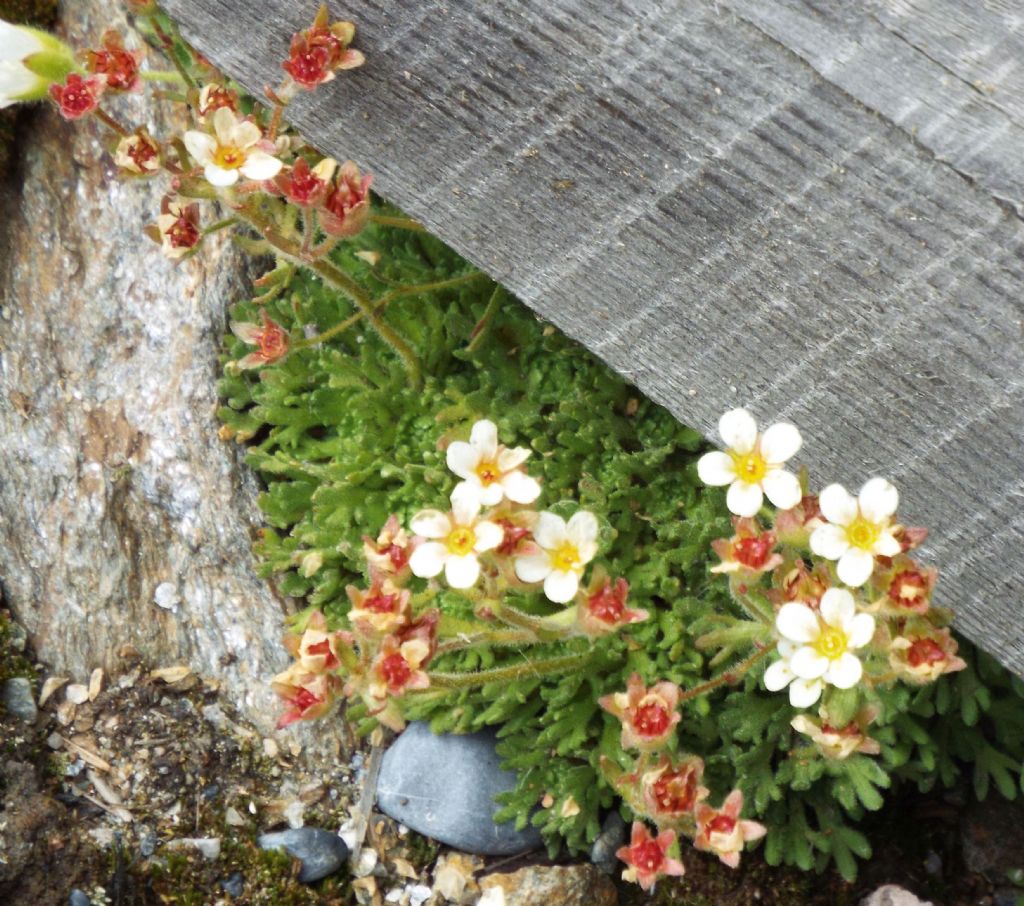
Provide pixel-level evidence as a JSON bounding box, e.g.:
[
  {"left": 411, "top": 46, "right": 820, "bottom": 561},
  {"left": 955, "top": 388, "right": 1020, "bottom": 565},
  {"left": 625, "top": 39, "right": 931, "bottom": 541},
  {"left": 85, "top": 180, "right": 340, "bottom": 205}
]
[{"left": 49, "top": 73, "right": 107, "bottom": 120}]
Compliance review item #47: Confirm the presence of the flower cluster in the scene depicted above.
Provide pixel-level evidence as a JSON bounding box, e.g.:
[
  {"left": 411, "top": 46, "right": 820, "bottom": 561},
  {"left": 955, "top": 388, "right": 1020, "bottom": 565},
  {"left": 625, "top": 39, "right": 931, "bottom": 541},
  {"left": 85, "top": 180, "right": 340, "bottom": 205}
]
[
  {"left": 698, "top": 408, "right": 965, "bottom": 737},
  {"left": 600, "top": 675, "right": 766, "bottom": 887}
]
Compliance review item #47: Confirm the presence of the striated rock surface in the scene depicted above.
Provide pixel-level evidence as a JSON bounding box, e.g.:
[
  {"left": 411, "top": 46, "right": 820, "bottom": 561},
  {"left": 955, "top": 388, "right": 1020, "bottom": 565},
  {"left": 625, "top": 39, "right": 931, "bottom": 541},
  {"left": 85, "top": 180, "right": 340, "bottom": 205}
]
[
  {"left": 0, "top": 1, "right": 301, "bottom": 736},
  {"left": 480, "top": 864, "right": 618, "bottom": 906}
]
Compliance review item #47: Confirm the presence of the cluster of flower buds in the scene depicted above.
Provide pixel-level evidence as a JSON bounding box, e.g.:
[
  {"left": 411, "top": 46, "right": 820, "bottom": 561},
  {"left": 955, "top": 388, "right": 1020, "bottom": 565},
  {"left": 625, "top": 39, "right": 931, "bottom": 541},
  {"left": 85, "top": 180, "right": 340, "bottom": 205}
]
[
  {"left": 2, "top": 7, "right": 371, "bottom": 273},
  {"left": 599, "top": 674, "right": 767, "bottom": 887},
  {"left": 698, "top": 408, "right": 965, "bottom": 744}
]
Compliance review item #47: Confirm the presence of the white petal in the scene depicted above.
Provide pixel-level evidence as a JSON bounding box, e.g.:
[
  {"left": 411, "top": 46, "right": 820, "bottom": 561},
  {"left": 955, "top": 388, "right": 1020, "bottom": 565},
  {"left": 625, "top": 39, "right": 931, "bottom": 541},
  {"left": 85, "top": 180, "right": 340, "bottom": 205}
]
[
  {"left": 534, "top": 512, "right": 567, "bottom": 550},
  {"left": 847, "top": 613, "right": 876, "bottom": 650},
  {"left": 240, "top": 150, "right": 283, "bottom": 181},
  {"left": 0, "top": 23, "right": 47, "bottom": 62},
  {"left": 776, "top": 603, "right": 821, "bottom": 644},
  {"left": 497, "top": 446, "right": 530, "bottom": 471},
  {"left": 0, "top": 60, "right": 38, "bottom": 100},
  {"left": 473, "top": 520, "right": 504, "bottom": 552},
  {"left": 819, "top": 588, "right": 855, "bottom": 628},
  {"left": 212, "top": 106, "right": 238, "bottom": 143},
  {"left": 789, "top": 646, "right": 829, "bottom": 679},
  {"left": 819, "top": 483, "right": 858, "bottom": 526},
  {"left": 837, "top": 547, "right": 875, "bottom": 587},
  {"left": 445, "top": 554, "right": 481, "bottom": 589},
  {"left": 576, "top": 540, "right": 598, "bottom": 564},
  {"left": 544, "top": 570, "right": 579, "bottom": 603},
  {"left": 718, "top": 408, "right": 758, "bottom": 454},
  {"left": 410, "top": 509, "right": 452, "bottom": 539},
  {"left": 726, "top": 480, "right": 763, "bottom": 517},
  {"left": 515, "top": 553, "right": 551, "bottom": 584},
  {"left": 450, "top": 484, "right": 482, "bottom": 525},
  {"left": 446, "top": 441, "right": 479, "bottom": 478},
  {"left": 760, "top": 422, "right": 802, "bottom": 464},
  {"left": 469, "top": 419, "right": 499, "bottom": 459},
  {"left": 789, "top": 678, "right": 824, "bottom": 708},
  {"left": 204, "top": 163, "right": 239, "bottom": 187},
  {"left": 232, "top": 119, "right": 263, "bottom": 149},
  {"left": 697, "top": 451, "right": 736, "bottom": 486},
  {"left": 501, "top": 470, "right": 541, "bottom": 504},
  {"left": 761, "top": 468, "right": 802, "bottom": 510},
  {"left": 858, "top": 478, "right": 899, "bottom": 523},
  {"left": 409, "top": 541, "right": 447, "bottom": 578},
  {"left": 763, "top": 659, "right": 794, "bottom": 692},
  {"left": 567, "top": 511, "right": 599, "bottom": 547},
  {"left": 477, "top": 482, "right": 505, "bottom": 506},
  {"left": 810, "top": 524, "right": 849, "bottom": 560},
  {"left": 826, "top": 653, "right": 863, "bottom": 689},
  {"left": 183, "top": 130, "right": 216, "bottom": 165},
  {"left": 874, "top": 530, "right": 902, "bottom": 557}
]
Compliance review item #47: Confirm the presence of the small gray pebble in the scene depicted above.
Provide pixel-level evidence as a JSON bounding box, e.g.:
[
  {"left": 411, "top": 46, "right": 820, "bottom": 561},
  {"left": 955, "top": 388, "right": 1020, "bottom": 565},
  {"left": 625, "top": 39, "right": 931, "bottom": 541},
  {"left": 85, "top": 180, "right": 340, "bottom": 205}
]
[
  {"left": 257, "top": 827, "right": 349, "bottom": 883},
  {"left": 8, "top": 621, "right": 27, "bottom": 652},
  {"left": 202, "top": 783, "right": 220, "bottom": 800},
  {"left": 139, "top": 828, "right": 157, "bottom": 857},
  {"left": 69, "top": 891, "right": 92, "bottom": 906},
  {"left": 590, "top": 810, "right": 627, "bottom": 874},
  {"left": 923, "top": 850, "right": 942, "bottom": 877},
  {"left": 220, "top": 871, "right": 245, "bottom": 898},
  {"left": 2, "top": 677, "right": 37, "bottom": 722}
]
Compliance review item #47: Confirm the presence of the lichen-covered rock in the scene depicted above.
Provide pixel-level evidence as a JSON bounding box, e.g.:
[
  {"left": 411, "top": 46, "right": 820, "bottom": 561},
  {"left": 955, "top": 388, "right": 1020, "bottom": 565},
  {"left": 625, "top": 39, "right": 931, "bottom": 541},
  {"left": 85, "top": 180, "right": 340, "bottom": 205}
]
[
  {"left": 479, "top": 863, "right": 618, "bottom": 906},
  {"left": 859, "top": 886, "right": 933, "bottom": 906},
  {"left": 0, "top": 1, "right": 302, "bottom": 735},
  {"left": 1, "top": 677, "right": 37, "bottom": 722}
]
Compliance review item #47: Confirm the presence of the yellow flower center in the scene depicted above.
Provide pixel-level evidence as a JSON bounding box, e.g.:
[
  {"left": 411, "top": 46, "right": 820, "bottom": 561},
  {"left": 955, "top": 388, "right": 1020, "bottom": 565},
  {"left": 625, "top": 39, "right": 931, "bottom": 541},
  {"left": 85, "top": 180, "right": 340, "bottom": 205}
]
[
  {"left": 475, "top": 459, "right": 500, "bottom": 486},
  {"left": 815, "top": 626, "right": 848, "bottom": 661},
  {"left": 445, "top": 526, "right": 477, "bottom": 556},
  {"left": 550, "top": 541, "right": 581, "bottom": 573},
  {"left": 730, "top": 450, "right": 767, "bottom": 483},
  {"left": 844, "top": 517, "right": 881, "bottom": 551},
  {"left": 213, "top": 144, "right": 246, "bottom": 169}
]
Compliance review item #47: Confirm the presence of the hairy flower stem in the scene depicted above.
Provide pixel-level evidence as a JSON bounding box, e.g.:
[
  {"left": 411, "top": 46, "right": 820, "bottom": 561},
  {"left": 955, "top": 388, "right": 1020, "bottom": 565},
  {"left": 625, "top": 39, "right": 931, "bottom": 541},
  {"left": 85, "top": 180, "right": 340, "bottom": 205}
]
[
  {"left": 434, "top": 629, "right": 538, "bottom": 656},
  {"left": 239, "top": 207, "right": 423, "bottom": 387},
  {"left": 428, "top": 652, "right": 593, "bottom": 689},
  {"left": 291, "top": 271, "right": 485, "bottom": 352},
  {"left": 677, "top": 644, "right": 772, "bottom": 704},
  {"left": 139, "top": 69, "right": 186, "bottom": 84},
  {"left": 368, "top": 213, "right": 426, "bottom": 232},
  {"left": 93, "top": 108, "right": 129, "bottom": 137}
]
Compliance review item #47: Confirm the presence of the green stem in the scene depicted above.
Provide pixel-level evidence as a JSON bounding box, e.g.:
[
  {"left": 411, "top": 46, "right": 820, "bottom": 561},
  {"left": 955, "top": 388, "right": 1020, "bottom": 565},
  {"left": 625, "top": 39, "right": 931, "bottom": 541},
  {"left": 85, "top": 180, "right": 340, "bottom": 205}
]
[
  {"left": 369, "top": 213, "right": 427, "bottom": 233},
  {"left": 202, "top": 217, "right": 237, "bottom": 237},
  {"left": 466, "top": 284, "right": 504, "bottom": 353},
  {"left": 140, "top": 69, "right": 186, "bottom": 84},
  {"left": 93, "top": 108, "right": 128, "bottom": 137},
  {"left": 434, "top": 629, "right": 537, "bottom": 656},
  {"left": 678, "top": 644, "right": 772, "bottom": 704},
  {"left": 149, "top": 17, "right": 198, "bottom": 90},
  {"left": 237, "top": 206, "right": 422, "bottom": 387},
  {"left": 429, "top": 651, "right": 593, "bottom": 689}
]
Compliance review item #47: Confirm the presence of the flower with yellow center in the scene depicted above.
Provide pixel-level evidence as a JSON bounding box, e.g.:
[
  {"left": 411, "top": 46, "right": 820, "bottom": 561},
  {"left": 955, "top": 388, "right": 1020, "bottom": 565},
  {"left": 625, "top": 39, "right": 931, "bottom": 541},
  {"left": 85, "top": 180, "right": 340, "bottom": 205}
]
[
  {"left": 514, "top": 510, "right": 599, "bottom": 603},
  {"left": 446, "top": 419, "right": 541, "bottom": 506},
  {"left": 697, "top": 408, "right": 803, "bottom": 518},
  {"left": 763, "top": 588, "right": 875, "bottom": 707},
  {"left": 408, "top": 487, "right": 504, "bottom": 589},
  {"left": 182, "top": 107, "right": 283, "bottom": 188},
  {"left": 810, "top": 478, "right": 901, "bottom": 587}
]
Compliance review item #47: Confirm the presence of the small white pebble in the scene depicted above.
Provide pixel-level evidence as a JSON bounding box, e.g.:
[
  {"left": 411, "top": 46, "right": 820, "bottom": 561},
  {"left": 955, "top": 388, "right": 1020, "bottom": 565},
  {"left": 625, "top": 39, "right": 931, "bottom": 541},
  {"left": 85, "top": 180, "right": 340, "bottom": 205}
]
[
  {"left": 154, "top": 582, "right": 179, "bottom": 610},
  {"left": 65, "top": 684, "right": 89, "bottom": 705},
  {"left": 354, "top": 848, "right": 377, "bottom": 877}
]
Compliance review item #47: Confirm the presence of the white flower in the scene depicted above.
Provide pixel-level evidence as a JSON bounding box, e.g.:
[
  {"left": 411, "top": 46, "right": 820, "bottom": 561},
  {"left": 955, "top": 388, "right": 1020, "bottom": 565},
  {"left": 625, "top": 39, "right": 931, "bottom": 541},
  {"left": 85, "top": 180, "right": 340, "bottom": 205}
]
[
  {"left": 809, "top": 478, "right": 901, "bottom": 587},
  {"left": 0, "top": 20, "right": 73, "bottom": 107},
  {"left": 408, "top": 487, "right": 504, "bottom": 589},
  {"left": 514, "top": 511, "right": 598, "bottom": 603},
  {"left": 182, "top": 107, "right": 282, "bottom": 187},
  {"left": 763, "top": 588, "right": 875, "bottom": 707},
  {"left": 697, "top": 408, "right": 803, "bottom": 518},
  {"left": 446, "top": 419, "right": 540, "bottom": 507}
]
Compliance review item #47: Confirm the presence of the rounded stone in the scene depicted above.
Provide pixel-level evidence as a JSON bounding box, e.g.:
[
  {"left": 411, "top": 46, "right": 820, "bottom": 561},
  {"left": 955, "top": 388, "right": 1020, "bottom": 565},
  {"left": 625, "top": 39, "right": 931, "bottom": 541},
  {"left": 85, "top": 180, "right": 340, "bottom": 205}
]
[
  {"left": 2, "top": 677, "right": 38, "bottom": 722},
  {"left": 68, "top": 891, "right": 92, "bottom": 906},
  {"left": 257, "top": 827, "right": 349, "bottom": 883},
  {"left": 375, "top": 721, "right": 543, "bottom": 856}
]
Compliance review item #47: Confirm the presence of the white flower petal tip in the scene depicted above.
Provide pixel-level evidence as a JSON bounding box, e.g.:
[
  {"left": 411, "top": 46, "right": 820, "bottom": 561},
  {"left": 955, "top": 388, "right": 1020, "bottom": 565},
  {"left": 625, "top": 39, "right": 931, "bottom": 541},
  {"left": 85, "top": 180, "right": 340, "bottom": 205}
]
[
  {"left": 515, "top": 508, "right": 598, "bottom": 603},
  {"left": 759, "top": 422, "right": 802, "bottom": 464},
  {"left": 718, "top": 408, "right": 758, "bottom": 454}
]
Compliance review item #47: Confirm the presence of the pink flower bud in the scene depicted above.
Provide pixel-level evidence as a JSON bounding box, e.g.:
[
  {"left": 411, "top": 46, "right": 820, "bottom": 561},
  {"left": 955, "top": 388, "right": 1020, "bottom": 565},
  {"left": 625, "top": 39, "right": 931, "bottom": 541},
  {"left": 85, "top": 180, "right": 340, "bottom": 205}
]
[
  {"left": 49, "top": 73, "right": 106, "bottom": 120},
  {"left": 615, "top": 822, "right": 685, "bottom": 890},
  {"left": 85, "top": 30, "right": 143, "bottom": 93},
  {"left": 598, "top": 673, "right": 681, "bottom": 752}
]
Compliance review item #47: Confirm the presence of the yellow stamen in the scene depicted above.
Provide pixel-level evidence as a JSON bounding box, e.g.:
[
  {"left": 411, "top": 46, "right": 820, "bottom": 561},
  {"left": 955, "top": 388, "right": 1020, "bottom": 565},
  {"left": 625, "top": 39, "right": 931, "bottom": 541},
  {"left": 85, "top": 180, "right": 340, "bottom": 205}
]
[
  {"left": 445, "top": 526, "right": 476, "bottom": 556},
  {"left": 213, "top": 144, "right": 246, "bottom": 169},
  {"left": 475, "top": 459, "right": 500, "bottom": 486},
  {"left": 844, "top": 517, "right": 881, "bottom": 551},
  {"left": 550, "top": 541, "right": 581, "bottom": 573},
  {"left": 730, "top": 450, "right": 767, "bottom": 483},
  {"left": 815, "top": 627, "right": 848, "bottom": 661}
]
